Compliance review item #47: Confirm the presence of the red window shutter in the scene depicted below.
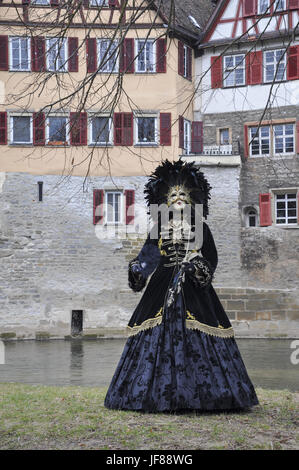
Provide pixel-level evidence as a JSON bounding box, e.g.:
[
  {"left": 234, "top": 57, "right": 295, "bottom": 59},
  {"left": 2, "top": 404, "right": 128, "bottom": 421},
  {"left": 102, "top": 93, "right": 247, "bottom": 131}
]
[
  {"left": 187, "top": 47, "right": 192, "bottom": 81},
  {"left": 68, "top": 38, "right": 78, "bottom": 72},
  {"left": 122, "top": 112, "right": 133, "bottom": 146},
  {"left": 87, "top": 38, "right": 97, "bottom": 73},
  {"left": 156, "top": 38, "right": 166, "bottom": 73},
  {"left": 289, "top": 0, "right": 299, "bottom": 9},
  {"left": 287, "top": 45, "right": 299, "bottom": 81},
  {"left": 244, "top": 125, "right": 249, "bottom": 158},
  {"left": 33, "top": 112, "right": 45, "bottom": 146},
  {"left": 22, "top": 0, "right": 30, "bottom": 4},
  {"left": 160, "top": 113, "right": 171, "bottom": 146},
  {"left": 50, "top": 0, "right": 59, "bottom": 6},
  {"left": 178, "top": 40, "right": 184, "bottom": 76},
  {"left": 179, "top": 115, "right": 184, "bottom": 149},
  {"left": 93, "top": 189, "right": 104, "bottom": 225},
  {"left": 243, "top": 0, "right": 256, "bottom": 16},
  {"left": 31, "top": 37, "right": 46, "bottom": 72},
  {"left": 0, "top": 36, "right": 8, "bottom": 71},
  {"left": 259, "top": 193, "right": 272, "bottom": 226},
  {"left": 114, "top": 112, "right": 122, "bottom": 145},
  {"left": 70, "top": 112, "right": 87, "bottom": 146},
  {"left": 0, "top": 112, "right": 7, "bottom": 145},
  {"left": 125, "top": 189, "right": 135, "bottom": 225},
  {"left": 120, "top": 38, "right": 134, "bottom": 73},
  {"left": 109, "top": 0, "right": 118, "bottom": 6},
  {"left": 211, "top": 56, "right": 223, "bottom": 89},
  {"left": 83, "top": 0, "right": 89, "bottom": 7},
  {"left": 246, "top": 51, "right": 262, "bottom": 85},
  {"left": 191, "top": 121, "right": 203, "bottom": 154}
]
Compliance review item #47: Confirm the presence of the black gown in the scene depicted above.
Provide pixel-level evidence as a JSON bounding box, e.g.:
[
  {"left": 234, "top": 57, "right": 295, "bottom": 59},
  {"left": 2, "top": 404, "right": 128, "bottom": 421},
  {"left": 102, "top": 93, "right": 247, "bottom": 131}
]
[{"left": 104, "top": 222, "right": 259, "bottom": 412}]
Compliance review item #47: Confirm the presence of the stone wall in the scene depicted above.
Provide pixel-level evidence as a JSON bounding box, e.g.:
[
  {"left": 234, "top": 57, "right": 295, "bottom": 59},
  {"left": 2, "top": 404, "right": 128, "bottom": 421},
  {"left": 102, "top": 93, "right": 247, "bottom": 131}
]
[
  {"left": 202, "top": 105, "right": 299, "bottom": 292},
  {"left": 0, "top": 170, "right": 298, "bottom": 339}
]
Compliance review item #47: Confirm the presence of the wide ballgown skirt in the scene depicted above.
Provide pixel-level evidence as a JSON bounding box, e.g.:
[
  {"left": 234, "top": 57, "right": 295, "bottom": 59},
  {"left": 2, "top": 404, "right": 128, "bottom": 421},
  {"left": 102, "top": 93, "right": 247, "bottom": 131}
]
[{"left": 104, "top": 286, "right": 259, "bottom": 412}]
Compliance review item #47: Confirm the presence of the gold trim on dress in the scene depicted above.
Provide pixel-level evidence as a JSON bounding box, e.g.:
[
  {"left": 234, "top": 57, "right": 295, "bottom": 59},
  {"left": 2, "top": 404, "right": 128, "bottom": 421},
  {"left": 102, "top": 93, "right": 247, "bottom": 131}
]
[
  {"left": 126, "top": 308, "right": 234, "bottom": 339},
  {"left": 186, "top": 319, "right": 234, "bottom": 338}
]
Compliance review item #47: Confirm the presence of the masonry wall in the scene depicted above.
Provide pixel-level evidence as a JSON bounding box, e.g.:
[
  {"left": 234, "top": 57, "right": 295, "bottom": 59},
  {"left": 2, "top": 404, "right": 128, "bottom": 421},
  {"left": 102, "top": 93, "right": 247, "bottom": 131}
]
[
  {"left": 202, "top": 106, "right": 299, "bottom": 291},
  {"left": 1, "top": 169, "right": 298, "bottom": 340}
]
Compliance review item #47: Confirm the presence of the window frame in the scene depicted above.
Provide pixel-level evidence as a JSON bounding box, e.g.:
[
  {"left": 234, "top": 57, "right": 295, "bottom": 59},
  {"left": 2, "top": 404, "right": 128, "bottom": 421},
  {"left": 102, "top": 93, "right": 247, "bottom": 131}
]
[
  {"left": 9, "top": 113, "right": 33, "bottom": 145},
  {"left": 247, "top": 120, "right": 296, "bottom": 158},
  {"left": 46, "top": 37, "right": 68, "bottom": 73},
  {"left": 183, "top": 118, "right": 191, "bottom": 155},
  {"left": 223, "top": 53, "right": 246, "bottom": 88},
  {"left": 97, "top": 38, "right": 119, "bottom": 73},
  {"left": 46, "top": 114, "right": 69, "bottom": 146},
  {"left": 89, "top": 0, "right": 109, "bottom": 6},
  {"left": 263, "top": 48, "right": 286, "bottom": 84},
  {"left": 273, "top": 190, "right": 298, "bottom": 226},
  {"left": 31, "top": 0, "right": 51, "bottom": 4},
  {"left": 134, "top": 113, "right": 158, "bottom": 146},
  {"left": 104, "top": 190, "right": 123, "bottom": 225},
  {"left": 9, "top": 36, "right": 31, "bottom": 72},
  {"left": 135, "top": 39, "right": 156, "bottom": 74},
  {"left": 249, "top": 125, "right": 271, "bottom": 157},
  {"left": 273, "top": 123, "right": 295, "bottom": 156},
  {"left": 89, "top": 113, "right": 113, "bottom": 146}
]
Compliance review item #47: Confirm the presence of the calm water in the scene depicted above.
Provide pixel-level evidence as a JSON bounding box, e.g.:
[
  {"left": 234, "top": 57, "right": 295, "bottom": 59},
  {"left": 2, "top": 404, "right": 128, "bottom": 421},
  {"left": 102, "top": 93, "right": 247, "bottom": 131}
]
[{"left": 0, "top": 338, "right": 298, "bottom": 392}]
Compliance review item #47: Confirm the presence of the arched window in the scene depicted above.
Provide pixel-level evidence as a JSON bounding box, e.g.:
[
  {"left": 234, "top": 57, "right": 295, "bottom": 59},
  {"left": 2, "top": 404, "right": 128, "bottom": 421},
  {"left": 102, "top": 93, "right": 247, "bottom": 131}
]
[{"left": 244, "top": 207, "right": 258, "bottom": 227}]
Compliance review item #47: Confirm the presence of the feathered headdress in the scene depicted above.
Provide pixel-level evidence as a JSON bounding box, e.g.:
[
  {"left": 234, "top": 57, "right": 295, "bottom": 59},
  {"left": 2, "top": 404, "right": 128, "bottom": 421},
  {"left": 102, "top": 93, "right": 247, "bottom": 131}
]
[{"left": 144, "top": 160, "right": 211, "bottom": 218}]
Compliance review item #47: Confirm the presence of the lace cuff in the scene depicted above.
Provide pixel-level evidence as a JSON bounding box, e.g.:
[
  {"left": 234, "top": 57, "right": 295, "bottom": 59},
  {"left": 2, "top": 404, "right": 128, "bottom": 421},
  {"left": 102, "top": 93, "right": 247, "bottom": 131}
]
[
  {"left": 191, "top": 256, "right": 214, "bottom": 288},
  {"left": 128, "top": 259, "right": 147, "bottom": 293}
]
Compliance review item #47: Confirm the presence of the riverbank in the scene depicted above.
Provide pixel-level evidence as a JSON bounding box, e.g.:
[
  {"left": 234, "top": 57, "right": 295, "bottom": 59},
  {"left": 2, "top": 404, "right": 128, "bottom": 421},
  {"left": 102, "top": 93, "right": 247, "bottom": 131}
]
[{"left": 0, "top": 383, "right": 298, "bottom": 450}]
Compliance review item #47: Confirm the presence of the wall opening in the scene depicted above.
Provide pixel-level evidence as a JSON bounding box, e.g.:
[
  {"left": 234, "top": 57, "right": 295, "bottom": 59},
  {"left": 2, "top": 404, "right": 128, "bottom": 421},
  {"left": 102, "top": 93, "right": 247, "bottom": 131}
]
[{"left": 71, "top": 310, "right": 83, "bottom": 336}]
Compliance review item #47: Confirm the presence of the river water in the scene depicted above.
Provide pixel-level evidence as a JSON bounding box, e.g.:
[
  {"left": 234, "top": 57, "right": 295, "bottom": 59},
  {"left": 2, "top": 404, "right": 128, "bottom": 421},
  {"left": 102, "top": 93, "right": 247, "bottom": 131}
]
[{"left": 0, "top": 338, "right": 298, "bottom": 392}]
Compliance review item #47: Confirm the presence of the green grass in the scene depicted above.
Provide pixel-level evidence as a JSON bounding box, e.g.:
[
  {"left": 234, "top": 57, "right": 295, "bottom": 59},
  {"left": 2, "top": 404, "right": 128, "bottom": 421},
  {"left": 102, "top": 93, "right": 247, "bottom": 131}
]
[{"left": 0, "top": 383, "right": 298, "bottom": 450}]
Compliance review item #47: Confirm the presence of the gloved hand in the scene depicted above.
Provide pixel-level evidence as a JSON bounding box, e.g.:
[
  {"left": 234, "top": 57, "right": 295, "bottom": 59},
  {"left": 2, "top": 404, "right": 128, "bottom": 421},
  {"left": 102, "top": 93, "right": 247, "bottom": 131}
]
[{"left": 181, "top": 261, "right": 196, "bottom": 275}]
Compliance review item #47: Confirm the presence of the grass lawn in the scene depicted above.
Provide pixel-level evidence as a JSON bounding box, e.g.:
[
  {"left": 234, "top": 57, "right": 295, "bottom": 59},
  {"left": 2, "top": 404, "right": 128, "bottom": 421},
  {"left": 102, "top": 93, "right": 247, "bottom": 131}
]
[{"left": 0, "top": 383, "right": 298, "bottom": 450}]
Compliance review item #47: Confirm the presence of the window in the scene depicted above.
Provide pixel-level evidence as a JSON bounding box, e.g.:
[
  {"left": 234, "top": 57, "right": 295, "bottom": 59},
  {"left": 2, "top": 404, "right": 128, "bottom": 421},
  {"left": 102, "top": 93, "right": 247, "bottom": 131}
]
[
  {"left": 219, "top": 128, "right": 230, "bottom": 145},
  {"left": 46, "top": 116, "right": 68, "bottom": 145},
  {"left": 275, "top": 193, "right": 297, "bottom": 225},
  {"left": 10, "top": 115, "right": 32, "bottom": 144},
  {"left": 105, "top": 191, "right": 122, "bottom": 224},
  {"left": 257, "top": 0, "right": 285, "bottom": 13},
  {"left": 136, "top": 40, "right": 155, "bottom": 73},
  {"left": 31, "top": 0, "right": 50, "bottom": 4},
  {"left": 47, "top": 38, "right": 67, "bottom": 72},
  {"left": 90, "top": 0, "right": 108, "bottom": 5},
  {"left": 248, "top": 122, "right": 296, "bottom": 157},
  {"left": 264, "top": 49, "right": 286, "bottom": 83},
  {"left": 223, "top": 54, "right": 245, "bottom": 87},
  {"left": 250, "top": 126, "right": 270, "bottom": 156},
  {"left": 98, "top": 39, "right": 118, "bottom": 72},
  {"left": 183, "top": 119, "right": 191, "bottom": 155},
  {"left": 274, "top": 123, "right": 294, "bottom": 155},
  {"left": 135, "top": 115, "right": 157, "bottom": 145},
  {"left": 9, "top": 37, "right": 30, "bottom": 71},
  {"left": 90, "top": 115, "right": 112, "bottom": 145},
  {"left": 178, "top": 42, "right": 192, "bottom": 80},
  {"left": 275, "top": 0, "right": 285, "bottom": 11},
  {"left": 258, "top": 0, "right": 270, "bottom": 13},
  {"left": 244, "top": 208, "right": 258, "bottom": 227}
]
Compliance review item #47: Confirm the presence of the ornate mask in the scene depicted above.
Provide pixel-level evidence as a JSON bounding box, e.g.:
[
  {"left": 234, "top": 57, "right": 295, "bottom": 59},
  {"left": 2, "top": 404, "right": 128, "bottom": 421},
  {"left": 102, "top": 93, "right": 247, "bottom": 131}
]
[{"left": 167, "top": 185, "right": 191, "bottom": 211}]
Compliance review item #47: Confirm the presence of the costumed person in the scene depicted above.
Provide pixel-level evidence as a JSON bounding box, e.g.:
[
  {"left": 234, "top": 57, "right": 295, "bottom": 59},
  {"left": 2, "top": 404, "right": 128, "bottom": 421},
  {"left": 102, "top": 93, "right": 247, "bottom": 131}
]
[{"left": 104, "top": 160, "right": 259, "bottom": 412}]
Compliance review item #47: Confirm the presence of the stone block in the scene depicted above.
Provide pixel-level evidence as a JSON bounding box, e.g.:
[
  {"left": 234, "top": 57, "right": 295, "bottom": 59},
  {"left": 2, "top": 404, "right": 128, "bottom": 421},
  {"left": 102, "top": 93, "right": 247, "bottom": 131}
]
[
  {"left": 237, "top": 311, "right": 256, "bottom": 321},
  {"left": 227, "top": 300, "right": 245, "bottom": 311},
  {"left": 256, "top": 312, "right": 271, "bottom": 321}
]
